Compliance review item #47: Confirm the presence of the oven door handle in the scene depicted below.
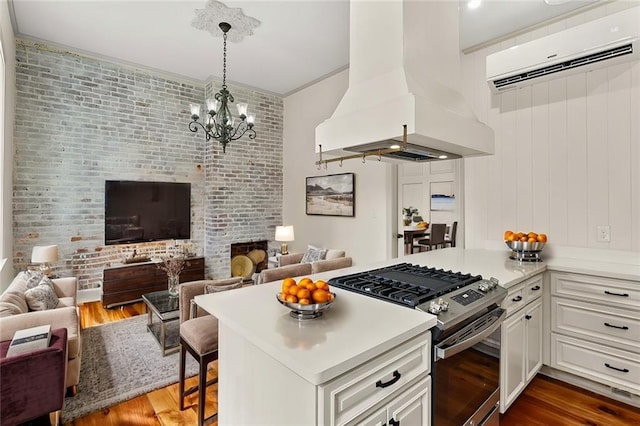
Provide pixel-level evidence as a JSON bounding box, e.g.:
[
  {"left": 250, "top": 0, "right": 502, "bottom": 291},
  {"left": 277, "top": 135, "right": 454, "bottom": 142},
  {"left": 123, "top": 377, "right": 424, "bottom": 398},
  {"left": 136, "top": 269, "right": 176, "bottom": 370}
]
[{"left": 435, "top": 308, "right": 505, "bottom": 360}]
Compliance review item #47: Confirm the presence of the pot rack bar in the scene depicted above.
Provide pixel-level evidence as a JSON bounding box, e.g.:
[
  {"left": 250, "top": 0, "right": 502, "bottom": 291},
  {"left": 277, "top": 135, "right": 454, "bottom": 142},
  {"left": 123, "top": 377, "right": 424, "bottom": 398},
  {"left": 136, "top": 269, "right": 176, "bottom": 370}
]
[{"left": 316, "top": 124, "right": 408, "bottom": 168}]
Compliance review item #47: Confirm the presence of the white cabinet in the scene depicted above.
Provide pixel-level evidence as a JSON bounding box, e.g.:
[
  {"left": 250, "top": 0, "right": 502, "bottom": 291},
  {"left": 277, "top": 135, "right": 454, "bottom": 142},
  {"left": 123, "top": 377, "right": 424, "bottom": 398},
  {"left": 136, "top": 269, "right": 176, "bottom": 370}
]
[
  {"left": 320, "top": 333, "right": 431, "bottom": 425},
  {"left": 550, "top": 272, "right": 640, "bottom": 396},
  {"left": 218, "top": 322, "right": 432, "bottom": 426},
  {"left": 500, "top": 274, "right": 543, "bottom": 413},
  {"left": 348, "top": 376, "right": 431, "bottom": 426}
]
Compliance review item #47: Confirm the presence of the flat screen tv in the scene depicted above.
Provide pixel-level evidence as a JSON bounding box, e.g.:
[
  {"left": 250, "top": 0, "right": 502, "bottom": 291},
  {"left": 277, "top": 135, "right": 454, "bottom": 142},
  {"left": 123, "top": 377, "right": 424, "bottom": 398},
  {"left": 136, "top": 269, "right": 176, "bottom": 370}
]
[{"left": 105, "top": 180, "right": 191, "bottom": 245}]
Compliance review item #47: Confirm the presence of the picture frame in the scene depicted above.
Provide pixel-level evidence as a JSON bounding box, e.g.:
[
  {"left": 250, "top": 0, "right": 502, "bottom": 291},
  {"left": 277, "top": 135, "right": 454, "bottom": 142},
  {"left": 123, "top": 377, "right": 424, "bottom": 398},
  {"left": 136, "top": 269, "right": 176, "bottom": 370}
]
[{"left": 306, "top": 173, "right": 355, "bottom": 217}]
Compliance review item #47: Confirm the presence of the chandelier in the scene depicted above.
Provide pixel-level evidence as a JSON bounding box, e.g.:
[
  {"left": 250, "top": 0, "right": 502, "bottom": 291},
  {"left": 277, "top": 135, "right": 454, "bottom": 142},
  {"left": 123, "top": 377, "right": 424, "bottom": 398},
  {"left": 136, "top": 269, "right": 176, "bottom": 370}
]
[{"left": 189, "top": 22, "right": 256, "bottom": 152}]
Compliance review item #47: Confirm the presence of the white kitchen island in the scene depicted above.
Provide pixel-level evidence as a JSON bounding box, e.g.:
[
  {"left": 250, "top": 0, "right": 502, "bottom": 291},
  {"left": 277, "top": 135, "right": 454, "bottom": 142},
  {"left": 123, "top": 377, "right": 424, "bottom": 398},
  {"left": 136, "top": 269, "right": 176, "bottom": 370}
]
[{"left": 196, "top": 271, "right": 436, "bottom": 425}]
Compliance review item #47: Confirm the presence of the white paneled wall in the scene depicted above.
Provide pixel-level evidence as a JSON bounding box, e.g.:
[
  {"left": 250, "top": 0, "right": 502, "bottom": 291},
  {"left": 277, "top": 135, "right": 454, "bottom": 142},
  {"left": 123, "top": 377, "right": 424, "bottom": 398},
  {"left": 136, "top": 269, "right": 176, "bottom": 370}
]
[{"left": 462, "top": 3, "right": 639, "bottom": 252}]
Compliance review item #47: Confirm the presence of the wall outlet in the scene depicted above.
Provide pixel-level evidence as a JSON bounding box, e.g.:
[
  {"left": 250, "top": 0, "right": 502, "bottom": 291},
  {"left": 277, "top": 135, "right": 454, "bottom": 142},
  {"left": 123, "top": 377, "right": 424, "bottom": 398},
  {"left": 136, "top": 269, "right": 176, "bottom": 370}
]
[{"left": 597, "top": 225, "right": 611, "bottom": 242}]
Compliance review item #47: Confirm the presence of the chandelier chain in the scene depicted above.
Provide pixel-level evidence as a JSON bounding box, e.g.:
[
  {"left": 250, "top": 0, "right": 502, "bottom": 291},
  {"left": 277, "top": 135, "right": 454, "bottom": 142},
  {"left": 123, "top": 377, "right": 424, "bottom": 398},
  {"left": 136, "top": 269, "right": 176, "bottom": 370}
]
[{"left": 222, "top": 30, "right": 227, "bottom": 89}]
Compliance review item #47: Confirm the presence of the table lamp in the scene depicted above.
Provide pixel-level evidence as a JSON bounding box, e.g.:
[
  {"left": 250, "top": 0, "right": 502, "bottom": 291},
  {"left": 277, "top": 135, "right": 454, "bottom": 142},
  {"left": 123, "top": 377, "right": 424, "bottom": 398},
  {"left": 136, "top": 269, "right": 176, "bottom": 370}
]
[
  {"left": 275, "top": 225, "right": 294, "bottom": 255},
  {"left": 31, "top": 245, "right": 59, "bottom": 277}
]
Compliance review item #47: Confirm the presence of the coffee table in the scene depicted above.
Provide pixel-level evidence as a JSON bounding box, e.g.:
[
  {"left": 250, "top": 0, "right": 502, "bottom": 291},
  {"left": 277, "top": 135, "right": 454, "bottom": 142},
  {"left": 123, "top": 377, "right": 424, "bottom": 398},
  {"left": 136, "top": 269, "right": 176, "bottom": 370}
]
[{"left": 142, "top": 290, "right": 180, "bottom": 356}]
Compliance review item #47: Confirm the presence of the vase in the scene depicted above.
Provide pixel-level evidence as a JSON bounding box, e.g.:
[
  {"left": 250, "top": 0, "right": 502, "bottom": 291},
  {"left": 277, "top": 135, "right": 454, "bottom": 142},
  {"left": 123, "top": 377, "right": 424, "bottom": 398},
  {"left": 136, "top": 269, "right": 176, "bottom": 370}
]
[
  {"left": 403, "top": 217, "right": 411, "bottom": 226},
  {"left": 168, "top": 275, "right": 180, "bottom": 297}
]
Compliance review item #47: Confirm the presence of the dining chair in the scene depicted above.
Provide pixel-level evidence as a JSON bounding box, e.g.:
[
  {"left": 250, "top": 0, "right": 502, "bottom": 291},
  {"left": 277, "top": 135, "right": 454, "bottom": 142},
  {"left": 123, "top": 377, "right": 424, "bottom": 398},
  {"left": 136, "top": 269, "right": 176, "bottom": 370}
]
[
  {"left": 415, "top": 223, "right": 447, "bottom": 252},
  {"left": 178, "top": 277, "right": 244, "bottom": 426},
  {"left": 444, "top": 221, "right": 458, "bottom": 248}
]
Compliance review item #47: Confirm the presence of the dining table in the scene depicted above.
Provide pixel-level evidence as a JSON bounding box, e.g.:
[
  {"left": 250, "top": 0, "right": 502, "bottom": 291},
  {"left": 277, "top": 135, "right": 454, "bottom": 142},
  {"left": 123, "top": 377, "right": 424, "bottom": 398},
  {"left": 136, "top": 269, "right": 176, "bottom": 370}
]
[{"left": 402, "top": 226, "right": 429, "bottom": 255}]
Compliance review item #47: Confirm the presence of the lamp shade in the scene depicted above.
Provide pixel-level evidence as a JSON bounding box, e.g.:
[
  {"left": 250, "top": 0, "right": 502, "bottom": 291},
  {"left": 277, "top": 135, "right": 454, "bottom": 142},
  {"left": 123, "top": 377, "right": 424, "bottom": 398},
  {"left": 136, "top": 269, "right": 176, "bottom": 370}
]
[
  {"left": 31, "top": 245, "right": 59, "bottom": 263},
  {"left": 275, "top": 225, "right": 295, "bottom": 242}
]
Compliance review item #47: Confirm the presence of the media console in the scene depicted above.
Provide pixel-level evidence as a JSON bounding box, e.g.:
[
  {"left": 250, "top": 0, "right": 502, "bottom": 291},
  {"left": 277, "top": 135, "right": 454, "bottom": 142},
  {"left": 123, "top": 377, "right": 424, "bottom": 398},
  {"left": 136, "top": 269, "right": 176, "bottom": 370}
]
[{"left": 102, "top": 257, "right": 204, "bottom": 308}]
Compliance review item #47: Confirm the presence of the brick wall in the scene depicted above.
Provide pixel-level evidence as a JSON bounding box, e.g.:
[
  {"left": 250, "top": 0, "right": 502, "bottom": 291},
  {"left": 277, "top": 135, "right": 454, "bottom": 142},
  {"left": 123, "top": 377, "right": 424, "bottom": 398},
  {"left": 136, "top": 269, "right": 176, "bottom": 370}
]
[{"left": 13, "top": 39, "right": 283, "bottom": 289}]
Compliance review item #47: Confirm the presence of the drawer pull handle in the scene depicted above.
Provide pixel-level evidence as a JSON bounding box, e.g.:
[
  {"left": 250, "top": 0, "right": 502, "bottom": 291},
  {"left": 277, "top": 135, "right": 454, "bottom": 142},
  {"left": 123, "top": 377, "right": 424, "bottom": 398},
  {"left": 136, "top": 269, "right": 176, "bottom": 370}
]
[
  {"left": 376, "top": 370, "right": 401, "bottom": 388},
  {"left": 604, "top": 363, "right": 629, "bottom": 373},
  {"left": 525, "top": 315, "right": 532, "bottom": 320},
  {"left": 512, "top": 296, "right": 523, "bottom": 302},
  {"left": 604, "top": 290, "right": 629, "bottom": 297},
  {"left": 530, "top": 285, "right": 541, "bottom": 291},
  {"left": 604, "top": 322, "right": 629, "bottom": 330},
  {"left": 389, "top": 419, "right": 400, "bottom": 426}
]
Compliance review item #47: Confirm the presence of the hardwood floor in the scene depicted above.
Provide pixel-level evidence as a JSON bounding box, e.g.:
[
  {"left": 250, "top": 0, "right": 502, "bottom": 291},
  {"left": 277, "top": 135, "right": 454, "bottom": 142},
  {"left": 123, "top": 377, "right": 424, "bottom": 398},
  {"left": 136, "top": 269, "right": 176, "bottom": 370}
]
[{"left": 67, "top": 301, "right": 640, "bottom": 426}]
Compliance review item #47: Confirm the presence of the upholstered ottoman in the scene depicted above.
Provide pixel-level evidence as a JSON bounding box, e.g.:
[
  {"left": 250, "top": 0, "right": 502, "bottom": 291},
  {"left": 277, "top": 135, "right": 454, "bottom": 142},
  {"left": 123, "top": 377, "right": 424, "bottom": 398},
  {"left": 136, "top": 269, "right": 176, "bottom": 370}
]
[{"left": 0, "top": 328, "right": 68, "bottom": 426}]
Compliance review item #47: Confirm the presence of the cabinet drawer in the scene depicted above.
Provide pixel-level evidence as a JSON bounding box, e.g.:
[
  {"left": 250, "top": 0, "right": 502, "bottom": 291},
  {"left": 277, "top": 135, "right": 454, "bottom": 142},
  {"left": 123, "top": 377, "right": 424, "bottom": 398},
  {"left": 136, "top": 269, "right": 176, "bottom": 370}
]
[
  {"left": 552, "top": 298, "right": 640, "bottom": 353},
  {"left": 503, "top": 283, "right": 526, "bottom": 316},
  {"left": 319, "top": 332, "right": 431, "bottom": 426},
  {"left": 524, "top": 275, "right": 543, "bottom": 302},
  {"left": 551, "top": 272, "right": 640, "bottom": 309},
  {"left": 551, "top": 334, "right": 640, "bottom": 395}
]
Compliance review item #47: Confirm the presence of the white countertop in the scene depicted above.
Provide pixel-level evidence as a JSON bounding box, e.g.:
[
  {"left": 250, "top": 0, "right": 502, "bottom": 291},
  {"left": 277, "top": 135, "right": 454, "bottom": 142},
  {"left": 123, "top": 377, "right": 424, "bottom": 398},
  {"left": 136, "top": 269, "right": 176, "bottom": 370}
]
[
  {"left": 196, "top": 277, "right": 436, "bottom": 385},
  {"left": 196, "top": 247, "right": 638, "bottom": 386}
]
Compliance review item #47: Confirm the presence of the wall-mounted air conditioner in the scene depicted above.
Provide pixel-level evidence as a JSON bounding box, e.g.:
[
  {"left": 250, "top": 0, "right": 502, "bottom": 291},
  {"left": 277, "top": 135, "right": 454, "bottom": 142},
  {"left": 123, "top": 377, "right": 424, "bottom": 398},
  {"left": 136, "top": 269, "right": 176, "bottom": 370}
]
[{"left": 486, "top": 7, "right": 639, "bottom": 93}]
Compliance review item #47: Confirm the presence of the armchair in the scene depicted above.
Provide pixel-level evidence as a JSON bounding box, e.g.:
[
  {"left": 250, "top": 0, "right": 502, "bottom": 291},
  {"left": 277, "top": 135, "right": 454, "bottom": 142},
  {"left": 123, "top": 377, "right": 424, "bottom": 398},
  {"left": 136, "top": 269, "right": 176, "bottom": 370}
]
[{"left": 1, "top": 328, "right": 68, "bottom": 425}]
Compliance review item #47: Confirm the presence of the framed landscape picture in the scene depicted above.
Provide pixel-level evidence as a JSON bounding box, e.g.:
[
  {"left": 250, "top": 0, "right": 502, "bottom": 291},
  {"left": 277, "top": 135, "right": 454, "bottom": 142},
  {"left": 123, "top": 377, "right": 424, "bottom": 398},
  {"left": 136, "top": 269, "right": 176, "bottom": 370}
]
[{"left": 306, "top": 173, "right": 355, "bottom": 217}]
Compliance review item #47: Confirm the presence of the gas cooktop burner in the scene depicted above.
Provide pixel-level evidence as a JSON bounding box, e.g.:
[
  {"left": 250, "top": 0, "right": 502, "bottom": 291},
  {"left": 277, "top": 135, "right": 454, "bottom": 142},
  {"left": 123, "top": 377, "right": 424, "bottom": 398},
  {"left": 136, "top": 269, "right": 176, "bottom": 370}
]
[{"left": 328, "top": 263, "right": 482, "bottom": 308}]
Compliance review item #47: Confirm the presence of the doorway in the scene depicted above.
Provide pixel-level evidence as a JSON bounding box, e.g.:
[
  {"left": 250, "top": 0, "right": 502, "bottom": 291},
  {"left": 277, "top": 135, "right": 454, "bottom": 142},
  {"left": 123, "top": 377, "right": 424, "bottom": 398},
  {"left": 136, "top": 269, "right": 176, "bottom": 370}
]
[{"left": 396, "top": 159, "right": 464, "bottom": 256}]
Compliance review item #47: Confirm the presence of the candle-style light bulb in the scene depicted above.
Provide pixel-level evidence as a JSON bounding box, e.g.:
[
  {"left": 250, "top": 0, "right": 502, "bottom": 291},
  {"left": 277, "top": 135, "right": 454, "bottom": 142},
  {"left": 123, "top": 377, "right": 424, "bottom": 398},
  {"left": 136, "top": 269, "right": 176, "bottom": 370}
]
[
  {"left": 236, "top": 102, "right": 248, "bottom": 118},
  {"left": 190, "top": 104, "right": 201, "bottom": 120}
]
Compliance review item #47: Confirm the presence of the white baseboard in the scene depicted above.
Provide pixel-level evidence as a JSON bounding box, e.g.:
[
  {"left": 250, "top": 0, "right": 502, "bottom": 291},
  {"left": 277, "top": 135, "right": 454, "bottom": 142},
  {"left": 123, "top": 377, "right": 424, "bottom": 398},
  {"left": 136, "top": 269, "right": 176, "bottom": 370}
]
[{"left": 539, "top": 365, "right": 640, "bottom": 408}]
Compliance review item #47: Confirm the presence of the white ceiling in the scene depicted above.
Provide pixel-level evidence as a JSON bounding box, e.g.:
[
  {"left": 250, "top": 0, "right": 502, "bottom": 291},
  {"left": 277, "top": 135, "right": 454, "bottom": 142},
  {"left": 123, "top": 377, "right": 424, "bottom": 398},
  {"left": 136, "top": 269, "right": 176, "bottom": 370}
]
[{"left": 10, "top": 0, "right": 601, "bottom": 96}]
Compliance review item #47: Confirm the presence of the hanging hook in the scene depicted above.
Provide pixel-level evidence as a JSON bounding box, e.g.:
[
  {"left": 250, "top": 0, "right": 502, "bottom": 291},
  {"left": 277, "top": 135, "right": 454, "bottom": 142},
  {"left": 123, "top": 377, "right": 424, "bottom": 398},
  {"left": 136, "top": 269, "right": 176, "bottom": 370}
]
[
  {"left": 323, "top": 161, "right": 328, "bottom": 170},
  {"left": 362, "top": 155, "right": 366, "bottom": 163},
  {"left": 377, "top": 150, "right": 382, "bottom": 161},
  {"left": 339, "top": 159, "right": 343, "bottom": 167}
]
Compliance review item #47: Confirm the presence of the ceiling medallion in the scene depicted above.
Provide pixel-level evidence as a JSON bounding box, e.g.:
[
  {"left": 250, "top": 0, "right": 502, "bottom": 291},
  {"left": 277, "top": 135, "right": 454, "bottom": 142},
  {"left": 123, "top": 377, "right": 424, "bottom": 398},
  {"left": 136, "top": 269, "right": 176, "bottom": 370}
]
[{"left": 191, "top": 0, "right": 261, "bottom": 43}]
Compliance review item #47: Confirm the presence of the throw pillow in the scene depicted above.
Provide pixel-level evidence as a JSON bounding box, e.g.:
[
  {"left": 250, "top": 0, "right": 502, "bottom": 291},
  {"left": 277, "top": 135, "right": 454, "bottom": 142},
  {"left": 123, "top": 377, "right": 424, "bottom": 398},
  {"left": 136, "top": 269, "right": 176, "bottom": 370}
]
[
  {"left": 24, "top": 270, "right": 45, "bottom": 289},
  {"left": 24, "top": 278, "right": 59, "bottom": 311},
  {"left": 301, "top": 245, "right": 328, "bottom": 264},
  {"left": 325, "top": 249, "right": 346, "bottom": 260},
  {"left": 0, "top": 292, "right": 29, "bottom": 317},
  {"left": 205, "top": 281, "right": 243, "bottom": 293}
]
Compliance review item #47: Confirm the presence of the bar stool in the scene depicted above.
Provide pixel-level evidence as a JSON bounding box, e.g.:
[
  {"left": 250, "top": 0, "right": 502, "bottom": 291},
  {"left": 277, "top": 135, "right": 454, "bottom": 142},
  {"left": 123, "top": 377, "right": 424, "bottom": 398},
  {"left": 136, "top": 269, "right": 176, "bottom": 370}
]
[{"left": 178, "top": 278, "right": 244, "bottom": 426}]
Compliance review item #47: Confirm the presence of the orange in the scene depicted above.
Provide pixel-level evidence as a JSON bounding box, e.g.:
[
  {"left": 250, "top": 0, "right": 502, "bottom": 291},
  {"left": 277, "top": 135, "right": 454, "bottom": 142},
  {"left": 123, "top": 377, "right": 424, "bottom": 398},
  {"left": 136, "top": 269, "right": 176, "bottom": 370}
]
[
  {"left": 280, "top": 291, "right": 288, "bottom": 300},
  {"left": 296, "top": 288, "right": 311, "bottom": 300},
  {"left": 285, "top": 294, "right": 298, "bottom": 304},
  {"left": 298, "top": 277, "right": 313, "bottom": 287},
  {"left": 281, "top": 277, "right": 296, "bottom": 292},
  {"left": 288, "top": 284, "right": 300, "bottom": 296},
  {"left": 504, "top": 230, "right": 513, "bottom": 240},
  {"left": 298, "top": 298, "right": 311, "bottom": 305},
  {"left": 304, "top": 282, "right": 317, "bottom": 292},
  {"left": 527, "top": 232, "right": 538, "bottom": 239},
  {"left": 527, "top": 237, "right": 537, "bottom": 243},
  {"left": 507, "top": 234, "right": 517, "bottom": 242},
  {"left": 312, "top": 289, "right": 330, "bottom": 303},
  {"left": 538, "top": 234, "right": 548, "bottom": 242},
  {"left": 315, "top": 280, "right": 329, "bottom": 290},
  {"left": 519, "top": 236, "right": 527, "bottom": 242}
]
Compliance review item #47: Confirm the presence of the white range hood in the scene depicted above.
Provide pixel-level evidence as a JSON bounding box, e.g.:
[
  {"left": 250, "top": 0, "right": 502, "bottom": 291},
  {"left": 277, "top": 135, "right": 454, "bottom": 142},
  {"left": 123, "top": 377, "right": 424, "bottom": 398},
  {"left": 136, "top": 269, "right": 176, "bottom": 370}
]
[{"left": 316, "top": 0, "right": 494, "bottom": 162}]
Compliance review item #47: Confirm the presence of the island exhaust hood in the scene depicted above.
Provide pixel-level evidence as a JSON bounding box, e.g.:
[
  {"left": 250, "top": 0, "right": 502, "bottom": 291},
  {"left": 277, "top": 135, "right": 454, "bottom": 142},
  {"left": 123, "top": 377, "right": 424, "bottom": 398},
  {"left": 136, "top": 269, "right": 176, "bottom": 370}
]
[{"left": 315, "top": 0, "right": 494, "bottom": 163}]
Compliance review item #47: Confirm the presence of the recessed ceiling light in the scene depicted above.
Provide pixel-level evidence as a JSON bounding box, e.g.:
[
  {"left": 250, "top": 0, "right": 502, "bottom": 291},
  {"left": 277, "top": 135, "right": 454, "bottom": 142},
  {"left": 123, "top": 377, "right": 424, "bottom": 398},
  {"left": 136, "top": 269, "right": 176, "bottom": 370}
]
[
  {"left": 390, "top": 144, "right": 401, "bottom": 149},
  {"left": 544, "top": 0, "right": 572, "bottom": 5},
  {"left": 438, "top": 155, "right": 448, "bottom": 159},
  {"left": 468, "top": 0, "right": 481, "bottom": 10}
]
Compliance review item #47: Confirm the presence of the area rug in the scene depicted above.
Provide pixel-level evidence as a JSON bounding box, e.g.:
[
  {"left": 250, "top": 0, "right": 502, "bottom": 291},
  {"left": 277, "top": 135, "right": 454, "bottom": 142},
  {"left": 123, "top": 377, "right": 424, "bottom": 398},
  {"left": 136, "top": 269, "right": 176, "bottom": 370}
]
[{"left": 62, "top": 315, "right": 199, "bottom": 423}]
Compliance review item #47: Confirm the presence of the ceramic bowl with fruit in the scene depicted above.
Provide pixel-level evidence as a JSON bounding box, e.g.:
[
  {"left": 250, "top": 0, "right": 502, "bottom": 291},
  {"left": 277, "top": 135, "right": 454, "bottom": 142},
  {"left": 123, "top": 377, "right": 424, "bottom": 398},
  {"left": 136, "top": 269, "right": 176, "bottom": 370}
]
[{"left": 277, "top": 277, "right": 336, "bottom": 320}]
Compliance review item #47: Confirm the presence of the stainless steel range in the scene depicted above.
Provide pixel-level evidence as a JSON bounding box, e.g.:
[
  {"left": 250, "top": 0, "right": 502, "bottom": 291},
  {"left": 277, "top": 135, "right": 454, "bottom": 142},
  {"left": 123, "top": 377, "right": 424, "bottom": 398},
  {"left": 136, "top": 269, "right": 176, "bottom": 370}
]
[{"left": 329, "top": 262, "right": 507, "bottom": 426}]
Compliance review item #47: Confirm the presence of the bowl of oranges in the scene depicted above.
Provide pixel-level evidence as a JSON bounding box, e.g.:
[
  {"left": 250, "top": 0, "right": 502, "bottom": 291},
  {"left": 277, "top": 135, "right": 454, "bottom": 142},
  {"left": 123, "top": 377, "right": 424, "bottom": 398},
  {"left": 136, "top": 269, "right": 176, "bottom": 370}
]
[
  {"left": 504, "top": 230, "right": 548, "bottom": 253},
  {"left": 277, "top": 277, "right": 336, "bottom": 320}
]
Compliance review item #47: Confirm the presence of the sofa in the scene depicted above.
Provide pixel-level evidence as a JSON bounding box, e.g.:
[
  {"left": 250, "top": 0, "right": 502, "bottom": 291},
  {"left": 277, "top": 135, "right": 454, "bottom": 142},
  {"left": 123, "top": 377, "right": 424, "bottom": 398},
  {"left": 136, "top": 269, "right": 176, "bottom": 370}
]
[
  {"left": 259, "top": 247, "right": 352, "bottom": 284},
  {"left": 0, "top": 272, "right": 81, "bottom": 394}
]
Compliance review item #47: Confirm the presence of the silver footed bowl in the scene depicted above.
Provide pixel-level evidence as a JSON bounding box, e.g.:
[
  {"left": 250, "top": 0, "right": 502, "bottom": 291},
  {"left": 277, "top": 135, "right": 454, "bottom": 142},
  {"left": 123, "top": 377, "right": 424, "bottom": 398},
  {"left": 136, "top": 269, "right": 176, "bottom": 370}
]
[
  {"left": 505, "top": 240, "right": 546, "bottom": 252},
  {"left": 276, "top": 293, "right": 336, "bottom": 320}
]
